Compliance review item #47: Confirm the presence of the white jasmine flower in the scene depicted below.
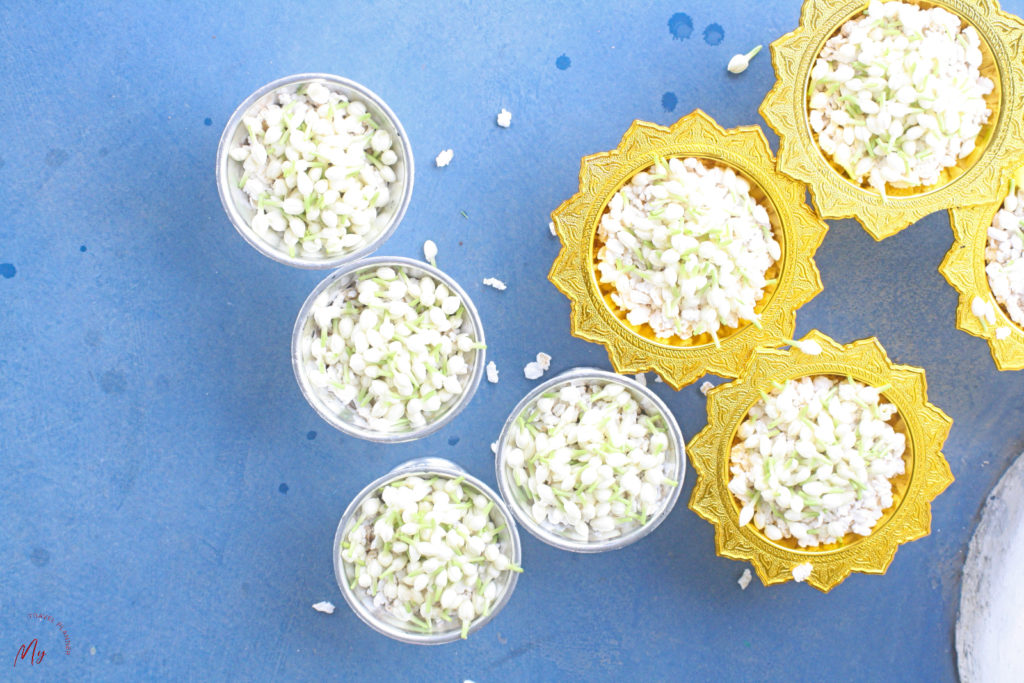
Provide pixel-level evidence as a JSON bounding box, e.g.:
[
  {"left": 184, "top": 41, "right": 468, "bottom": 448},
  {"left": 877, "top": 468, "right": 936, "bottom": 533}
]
[
  {"left": 730, "top": 375, "right": 905, "bottom": 548},
  {"left": 727, "top": 45, "right": 762, "bottom": 74},
  {"left": 423, "top": 239, "right": 438, "bottom": 266}
]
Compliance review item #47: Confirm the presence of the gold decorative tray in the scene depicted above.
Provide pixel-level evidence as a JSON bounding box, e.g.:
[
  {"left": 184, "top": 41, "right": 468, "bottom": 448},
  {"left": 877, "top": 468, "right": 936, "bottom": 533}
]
[
  {"left": 549, "top": 110, "right": 828, "bottom": 389},
  {"left": 941, "top": 167, "right": 1024, "bottom": 370},
  {"left": 688, "top": 330, "right": 954, "bottom": 592},
  {"left": 760, "top": 0, "right": 1024, "bottom": 241}
]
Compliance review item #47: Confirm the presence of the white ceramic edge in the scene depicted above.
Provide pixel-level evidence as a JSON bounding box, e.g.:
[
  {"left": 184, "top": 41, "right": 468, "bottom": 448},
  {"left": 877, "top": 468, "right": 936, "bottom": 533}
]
[{"left": 956, "top": 452, "right": 1024, "bottom": 683}]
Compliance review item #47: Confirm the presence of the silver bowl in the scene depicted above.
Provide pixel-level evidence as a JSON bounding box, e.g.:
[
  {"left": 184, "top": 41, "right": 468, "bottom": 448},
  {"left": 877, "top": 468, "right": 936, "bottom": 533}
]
[{"left": 216, "top": 73, "right": 413, "bottom": 268}]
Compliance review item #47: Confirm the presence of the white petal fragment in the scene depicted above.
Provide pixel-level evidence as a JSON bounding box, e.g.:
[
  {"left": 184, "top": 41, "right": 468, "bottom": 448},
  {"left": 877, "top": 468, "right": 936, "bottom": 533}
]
[
  {"left": 482, "top": 277, "right": 507, "bottom": 291},
  {"left": 435, "top": 149, "right": 454, "bottom": 167}
]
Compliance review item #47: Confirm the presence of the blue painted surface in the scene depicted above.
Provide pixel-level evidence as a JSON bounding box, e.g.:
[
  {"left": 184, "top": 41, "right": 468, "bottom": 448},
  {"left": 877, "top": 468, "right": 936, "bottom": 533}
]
[{"left": 3, "top": 0, "right": 1024, "bottom": 680}]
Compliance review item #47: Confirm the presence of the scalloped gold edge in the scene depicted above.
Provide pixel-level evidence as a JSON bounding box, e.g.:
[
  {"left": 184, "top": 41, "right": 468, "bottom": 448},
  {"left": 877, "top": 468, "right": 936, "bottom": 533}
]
[
  {"left": 940, "top": 173, "right": 1024, "bottom": 370},
  {"left": 549, "top": 110, "right": 828, "bottom": 390},
  {"left": 760, "top": 0, "right": 1024, "bottom": 241},
  {"left": 687, "top": 330, "right": 954, "bottom": 592}
]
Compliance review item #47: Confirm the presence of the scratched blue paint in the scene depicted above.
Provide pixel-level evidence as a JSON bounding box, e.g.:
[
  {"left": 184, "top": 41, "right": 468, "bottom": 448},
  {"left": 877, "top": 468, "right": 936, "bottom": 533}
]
[
  {"left": 668, "top": 12, "right": 694, "bottom": 40},
  {"left": 703, "top": 23, "right": 725, "bottom": 45},
  {"left": 661, "top": 92, "right": 678, "bottom": 112},
  {"left": 555, "top": 54, "right": 571, "bottom": 70}
]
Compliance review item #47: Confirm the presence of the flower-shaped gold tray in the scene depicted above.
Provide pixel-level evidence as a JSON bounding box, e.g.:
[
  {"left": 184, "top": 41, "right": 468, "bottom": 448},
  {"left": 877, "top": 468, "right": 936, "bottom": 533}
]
[
  {"left": 688, "top": 330, "right": 954, "bottom": 592},
  {"left": 760, "top": 0, "right": 1024, "bottom": 241},
  {"left": 940, "top": 167, "right": 1024, "bottom": 370},
  {"left": 549, "top": 110, "right": 828, "bottom": 390}
]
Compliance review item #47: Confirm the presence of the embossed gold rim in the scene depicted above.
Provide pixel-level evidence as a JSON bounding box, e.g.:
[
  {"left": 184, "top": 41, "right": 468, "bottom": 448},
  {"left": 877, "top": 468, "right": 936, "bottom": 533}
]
[
  {"left": 549, "top": 110, "right": 829, "bottom": 390},
  {"left": 688, "top": 330, "right": 954, "bottom": 592},
  {"left": 941, "top": 169, "right": 1024, "bottom": 370},
  {"left": 761, "top": 0, "right": 1024, "bottom": 241}
]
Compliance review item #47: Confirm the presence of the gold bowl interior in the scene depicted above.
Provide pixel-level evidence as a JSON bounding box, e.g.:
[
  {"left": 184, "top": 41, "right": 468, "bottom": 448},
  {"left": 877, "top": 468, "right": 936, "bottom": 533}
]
[
  {"left": 975, "top": 188, "right": 1024, "bottom": 332},
  {"left": 724, "top": 373, "right": 914, "bottom": 554},
  {"left": 804, "top": 0, "right": 1003, "bottom": 199},
  {"left": 590, "top": 156, "right": 786, "bottom": 349}
]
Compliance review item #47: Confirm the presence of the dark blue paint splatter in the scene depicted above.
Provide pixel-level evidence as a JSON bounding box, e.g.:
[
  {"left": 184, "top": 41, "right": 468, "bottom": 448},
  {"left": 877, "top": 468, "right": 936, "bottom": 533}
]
[
  {"left": 100, "top": 369, "right": 127, "bottom": 394},
  {"left": 279, "top": 483, "right": 289, "bottom": 494},
  {"left": 448, "top": 436, "right": 460, "bottom": 446},
  {"left": 80, "top": 245, "right": 87, "bottom": 252},
  {"left": 662, "top": 92, "right": 678, "bottom": 112},
  {"left": 45, "top": 148, "right": 69, "bottom": 168},
  {"left": 30, "top": 548, "right": 50, "bottom": 567},
  {"left": 306, "top": 430, "right": 317, "bottom": 440},
  {"left": 0, "top": 263, "right": 16, "bottom": 279},
  {"left": 668, "top": 13, "right": 694, "bottom": 40},
  {"left": 204, "top": 117, "right": 213, "bottom": 126},
  {"left": 556, "top": 54, "right": 571, "bottom": 70},
  {"left": 703, "top": 23, "right": 725, "bottom": 45}
]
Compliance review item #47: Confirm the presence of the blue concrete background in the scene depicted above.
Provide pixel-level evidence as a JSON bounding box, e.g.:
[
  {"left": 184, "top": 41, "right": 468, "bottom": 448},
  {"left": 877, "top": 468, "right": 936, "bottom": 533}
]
[{"left": 3, "top": 1, "right": 1023, "bottom": 680}]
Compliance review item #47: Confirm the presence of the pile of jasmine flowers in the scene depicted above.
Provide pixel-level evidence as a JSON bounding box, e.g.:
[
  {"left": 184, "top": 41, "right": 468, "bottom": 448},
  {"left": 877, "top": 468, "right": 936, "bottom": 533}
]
[
  {"left": 503, "top": 380, "right": 678, "bottom": 540},
  {"left": 986, "top": 183, "right": 1024, "bottom": 328},
  {"left": 301, "top": 265, "right": 483, "bottom": 432},
  {"left": 596, "top": 157, "right": 779, "bottom": 343},
  {"left": 808, "top": 0, "right": 993, "bottom": 193},
  {"left": 728, "top": 375, "right": 906, "bottom": 548},
  {"left": 230, "top": 81, "right": 399, "bottom": 259},
  {"left": 341, "top": 474, "right": 521, "bottom": 639}
]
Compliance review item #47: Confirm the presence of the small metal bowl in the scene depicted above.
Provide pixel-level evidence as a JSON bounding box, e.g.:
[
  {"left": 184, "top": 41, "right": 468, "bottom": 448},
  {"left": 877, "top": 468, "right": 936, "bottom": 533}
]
[
  {"left": 292, "top": 256, "right": 485, "bottom": 443},
  {"left": 494, "top": 367, "right": 686, "bottom": 553},
  {"left": 549, "top": 110, "right": 828, "bottom": 389},
  {"left": 941, "top": 169, "right": 1024, "bottom": 370},
  {"left": 333, "top": 458, "right": 522, "bottom": 645},
  {"left": 216, "top": 73, "right": 414, "bottom": 268},
  {"left": 761, "top": 0, "right": 1024, "bottom": 240},
  {"left": 688, "top": 330, "right": 954, "bottom": 592}
]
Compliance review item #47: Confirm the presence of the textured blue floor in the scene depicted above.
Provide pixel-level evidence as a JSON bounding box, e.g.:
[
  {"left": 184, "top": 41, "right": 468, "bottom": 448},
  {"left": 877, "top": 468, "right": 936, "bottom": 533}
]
[{"left": 3, "top": 1, "right": 1024, "bottom": 680}]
